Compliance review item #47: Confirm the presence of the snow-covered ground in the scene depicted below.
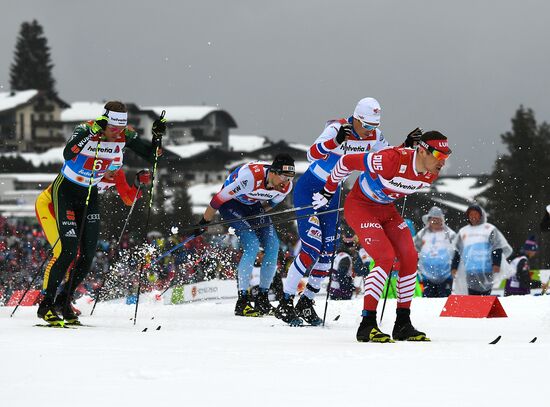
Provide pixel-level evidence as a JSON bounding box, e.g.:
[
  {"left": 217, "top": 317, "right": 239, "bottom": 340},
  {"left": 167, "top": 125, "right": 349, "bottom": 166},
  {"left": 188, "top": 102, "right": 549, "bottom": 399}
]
[{"left": 2, "top": 295, "right": 549, "bottom": 406}]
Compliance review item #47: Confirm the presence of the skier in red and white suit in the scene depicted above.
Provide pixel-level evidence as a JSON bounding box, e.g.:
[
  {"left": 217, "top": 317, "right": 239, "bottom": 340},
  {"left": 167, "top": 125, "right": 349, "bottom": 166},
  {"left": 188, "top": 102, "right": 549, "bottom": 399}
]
[{"left": 312, "top": 131, "right": 451, "bottom": 342}]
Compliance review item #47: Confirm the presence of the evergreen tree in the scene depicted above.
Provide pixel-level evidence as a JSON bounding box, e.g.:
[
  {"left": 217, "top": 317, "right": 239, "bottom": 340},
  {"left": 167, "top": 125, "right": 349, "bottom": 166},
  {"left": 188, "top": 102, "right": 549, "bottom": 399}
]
[
  {"left": 10, "top": 20, "right": 56, "bottom": 94},
  {"left": 480, "top": 107, "right": 550, "bottom": 264}
]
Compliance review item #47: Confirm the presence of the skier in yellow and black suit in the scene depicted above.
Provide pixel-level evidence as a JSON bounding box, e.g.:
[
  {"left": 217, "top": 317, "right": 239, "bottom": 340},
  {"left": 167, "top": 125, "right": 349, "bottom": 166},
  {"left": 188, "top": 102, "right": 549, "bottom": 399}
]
[
  {"left": 35, "top": 168, "right": 151, "bottom": 316},
  {"left": 36, "top": 100, "right": 166, "bottom": 326}
]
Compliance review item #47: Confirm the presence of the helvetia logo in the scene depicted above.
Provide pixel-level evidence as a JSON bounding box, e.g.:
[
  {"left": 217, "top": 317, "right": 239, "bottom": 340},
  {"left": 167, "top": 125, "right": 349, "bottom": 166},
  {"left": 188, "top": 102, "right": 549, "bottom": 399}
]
[{"left": 87, "top": 145, "right": 114, "bottom": 154}]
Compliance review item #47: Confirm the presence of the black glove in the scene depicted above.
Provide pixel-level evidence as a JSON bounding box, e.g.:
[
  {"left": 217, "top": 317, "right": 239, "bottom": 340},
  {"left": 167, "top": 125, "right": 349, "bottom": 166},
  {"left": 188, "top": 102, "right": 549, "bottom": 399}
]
[
  {"left": 193, "top": 217, "right": 210, "bottom": 237},
  {"left": 134, "top": 169, "right": 151, "bottom": 187},
  {"left": 336, "top": 123, "right": 353, "bottom": 144},
  {"left": 152, "top": 118, "right": 167, "bottom": 142},
  {"left": 90, "top": 115, "right": 108, "bottom": 135},
  {"left": 404, "top": 127, "right": 423, "bottom": 148}
]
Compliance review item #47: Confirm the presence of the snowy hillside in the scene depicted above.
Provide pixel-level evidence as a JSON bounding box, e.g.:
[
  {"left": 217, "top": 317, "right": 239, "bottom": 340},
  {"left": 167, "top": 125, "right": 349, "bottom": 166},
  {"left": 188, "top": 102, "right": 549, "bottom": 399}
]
[{"left": 2, "top": 295, "right": 549, "bottom": 407}]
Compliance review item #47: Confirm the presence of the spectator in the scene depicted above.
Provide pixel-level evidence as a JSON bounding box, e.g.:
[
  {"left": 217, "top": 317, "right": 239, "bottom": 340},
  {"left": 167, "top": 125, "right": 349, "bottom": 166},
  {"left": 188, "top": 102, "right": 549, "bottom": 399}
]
[
  {"left": 414, "top": 206, "right": 456, "bottom": 297},
  {"left": 504, "top": 236, "right": 538, "bottom": 296},
  {"left": 451, "top": 204, "right": 512, "bottom": 295}
]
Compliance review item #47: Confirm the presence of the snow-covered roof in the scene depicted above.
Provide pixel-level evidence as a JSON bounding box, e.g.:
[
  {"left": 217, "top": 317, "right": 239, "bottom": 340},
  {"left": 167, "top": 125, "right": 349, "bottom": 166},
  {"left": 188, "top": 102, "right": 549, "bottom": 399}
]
[
  {"left": 143, "top": 106, "right": 218, "bottom": 122},
  {"left": 0, "top": 147, "right": 64, "bottom": 167},
  {"left": 0, "top": 90, "right": 38, "bottom": 111},
  {"left": 165, "top": 142, "right": 219, "bottom": 158},
  {"left": 431, "top": 197, "right": 470, "bottom": 213},
  {"left": 0, "top": 173, "right": 57, "bottom": 183},
  {"left": 61, "top": 102, "right": 105, "bottom": 122},
  {"left": 289, "top": 143, "right": 310, "bottom": 152},
  {"left": 433, "top": 177, "right": 490, "bottom": 201},
  {"left": 166, "top": 135, "right": 269, "bottom": 158},
  {"left": 187, "top": 183, "right": 221, "bottom": 214},
  {"left": 229, "top": 135, "right": 268, "bottom": 152}
]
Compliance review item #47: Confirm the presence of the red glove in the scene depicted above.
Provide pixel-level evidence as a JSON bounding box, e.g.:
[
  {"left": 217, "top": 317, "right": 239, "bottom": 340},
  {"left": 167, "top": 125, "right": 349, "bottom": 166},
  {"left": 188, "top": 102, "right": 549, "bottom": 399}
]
[{"left": 134, "top": 169, "right": 151, "bottom": 187}]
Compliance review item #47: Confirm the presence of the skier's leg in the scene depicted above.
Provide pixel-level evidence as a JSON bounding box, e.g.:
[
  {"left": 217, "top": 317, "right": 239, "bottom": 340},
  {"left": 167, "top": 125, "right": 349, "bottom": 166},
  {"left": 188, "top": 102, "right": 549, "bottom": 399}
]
[
  {"left": 344, "top": 193, "right": 395, "bottom": 342},
  {"left": 257, "top": 223, "right": 279, "bottom": 291},
  {"left": 385, "top": 210, "right": 429, "bottom": 341},
  {"left": 38, "top": 176, "right": 79, "bottom": 325}
]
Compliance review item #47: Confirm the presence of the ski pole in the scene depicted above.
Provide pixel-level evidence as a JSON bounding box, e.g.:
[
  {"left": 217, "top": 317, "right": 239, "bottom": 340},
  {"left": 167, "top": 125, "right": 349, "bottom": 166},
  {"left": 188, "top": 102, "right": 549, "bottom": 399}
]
[
  {"left": 151, "top": 208, "right": 344, "bottom": 263},
  {"left": 90, "top": 184, "right": 142, "bottom": 316},
  {"left": 10, "top": 237, "right": 60, "bottom": 317},
  {"left": 380, "top": 196, "right": 408, "bottom": 324},
  {"left": 249, "top": 207, "right": 344, "bottom": 230},
  {"left": 176, "top": 204, "right": 315, "bottom": 234},
  {"left": 134, "top": 110, "right": 165, "bottom": 325},
  {"left": 151, "top": 233, "right": 197, "bottom": 265},
  {"left": 322, "top": 141, "right": 348, "bottom": 327}
]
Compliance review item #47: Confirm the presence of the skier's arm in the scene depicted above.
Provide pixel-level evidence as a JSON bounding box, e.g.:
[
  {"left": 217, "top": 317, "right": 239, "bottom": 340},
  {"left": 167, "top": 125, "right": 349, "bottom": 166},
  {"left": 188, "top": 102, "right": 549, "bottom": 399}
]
[
  {"left": 307, "top": 123, "right": 351, "bottom": 161},
  {"left": 206, "top": 171, "right": 255, "bottom": 220},
  {"left": 113, "top": 170, "right": 142, "bottom": 206},
  {"left": 324, "top": 149, "right": 400, "bottom": 193},
  {"left": 63, "top": 124, "right": 94, "bottom": 160},
  {"left": 125, "top": 127, "right": 158, "bottom": 163}
]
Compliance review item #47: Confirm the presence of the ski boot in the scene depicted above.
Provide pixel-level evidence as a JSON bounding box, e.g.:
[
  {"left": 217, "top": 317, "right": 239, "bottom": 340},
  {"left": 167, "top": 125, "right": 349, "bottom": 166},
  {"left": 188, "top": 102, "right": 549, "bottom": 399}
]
[
  {"left": 37, "top": 299, "right": 65, "bottom": 327},
  {"left": 295, "top": 295, "right": 323, "bottom": 326},
  {"left": 54, "top": 292, "right": 81, "bottom": 325},
  {"left": 234, "top": 291, "right": 261, "bottom": 317},
  {"left": 392, "top": 308, "right": 430, "bottom": 341},
  {"left": 254, "top": 289, "right": 275, "bottom": 316},
  {"left": 356, "top": 310, "right": 393, "bottom": 343},
  {"left": 274, "top": 294, "right": 303, "bottom": 326}
]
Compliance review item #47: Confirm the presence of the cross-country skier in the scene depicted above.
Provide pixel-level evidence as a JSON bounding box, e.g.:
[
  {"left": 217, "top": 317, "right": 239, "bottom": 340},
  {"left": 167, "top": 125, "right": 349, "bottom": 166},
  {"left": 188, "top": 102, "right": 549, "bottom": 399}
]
[
  {"left": 193, "top": 154, "right": 295, "bottom": 317},
  {"left": 312, "top": 131, "right": 452, "bottom": 342},
  {"left": 36, "top": 167, "right": 151, "bottom": 315},
  {"left": 274, "top": 97, "right": 422, "bottom": 326},
  {"left": 36, "top": 101, "right": 166, "bottom": 326}
]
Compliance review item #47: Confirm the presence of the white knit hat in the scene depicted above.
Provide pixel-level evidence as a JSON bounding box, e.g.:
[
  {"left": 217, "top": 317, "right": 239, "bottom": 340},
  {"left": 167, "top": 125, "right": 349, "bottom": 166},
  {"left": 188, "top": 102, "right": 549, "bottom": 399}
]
[{"left": 353, "top": 97, "right": 381, "bottom": 124}]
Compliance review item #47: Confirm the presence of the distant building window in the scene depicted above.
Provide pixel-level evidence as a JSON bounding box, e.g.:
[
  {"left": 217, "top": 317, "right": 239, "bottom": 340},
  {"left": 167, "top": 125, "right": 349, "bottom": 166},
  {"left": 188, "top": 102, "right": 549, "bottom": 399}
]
[
  {"left": 171, "top": 130, "right": 184, "bottom": 139},
  {"left": 19, "top": 113, "right": 24, "bottom": 138},
  {"left": 191, "top": 128, "right": 204, "bottom": 139},
  {"left": 185, "top": 173, "right": 195, "bottom": 181}
]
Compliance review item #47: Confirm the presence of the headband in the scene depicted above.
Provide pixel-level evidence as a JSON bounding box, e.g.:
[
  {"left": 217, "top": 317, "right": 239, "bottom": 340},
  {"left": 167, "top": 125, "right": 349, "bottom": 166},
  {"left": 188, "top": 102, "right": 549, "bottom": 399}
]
[
  {"left": 419, "top": 139, "right": 451, "bottom": 154},
  {"left": 105, "top": 110, "right": 128, "bottom": 126}
]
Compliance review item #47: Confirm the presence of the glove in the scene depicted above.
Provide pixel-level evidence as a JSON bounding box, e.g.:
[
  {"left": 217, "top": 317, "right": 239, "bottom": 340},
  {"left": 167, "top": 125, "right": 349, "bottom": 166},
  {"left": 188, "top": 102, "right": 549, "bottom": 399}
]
[
  {"left": 336, "top": 123, "right": 352, "bottom": 144},
  {"left": 404, "top": 127, "right": 423, "bottom": 148},
  {"left": 91, "top": 116, "right": 108, "bottom": 135},
  {"left": 152, "top": 117, "right": 167, "bottom": 142},
  {"left": 134, "top": 169, "right": 151, "bottom": 187},
  {"left": 312, "top": 188, "right": 334, "bottom": 210},
  {"left": 193, "top": 217, "right": 210, "bottom": 237}
]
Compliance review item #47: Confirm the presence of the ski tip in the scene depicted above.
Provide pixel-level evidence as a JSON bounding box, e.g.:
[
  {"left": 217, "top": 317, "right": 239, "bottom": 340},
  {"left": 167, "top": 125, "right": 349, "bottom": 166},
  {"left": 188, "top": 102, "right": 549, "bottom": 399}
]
[
  {"left": 489, "top": 335, "right": 502, "bottom": 344},
  {"left": 156, "top": 325, "right": 162, "bottom": 330},
  {"left": 334, "top": 315, "right": 341, "bottom": 321},
  {"left": 142, "top": 328, "right": 148, "bottom": 332},
  {"left": 530, "top": 337, "right": 537, "bottom": 343}
]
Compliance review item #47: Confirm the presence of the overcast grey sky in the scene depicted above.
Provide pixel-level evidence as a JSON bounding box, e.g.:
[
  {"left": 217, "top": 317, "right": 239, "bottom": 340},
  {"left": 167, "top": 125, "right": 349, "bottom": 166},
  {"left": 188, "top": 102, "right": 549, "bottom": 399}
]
[{"left": 1, "top": 0, "right": 549, "bottom": 175}]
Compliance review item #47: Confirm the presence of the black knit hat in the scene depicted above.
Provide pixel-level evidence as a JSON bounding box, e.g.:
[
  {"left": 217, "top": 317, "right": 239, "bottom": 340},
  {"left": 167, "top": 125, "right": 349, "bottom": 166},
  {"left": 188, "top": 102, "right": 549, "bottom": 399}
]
[{"left": 270, "top": 153, "right": 295, "bottom": 174}]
